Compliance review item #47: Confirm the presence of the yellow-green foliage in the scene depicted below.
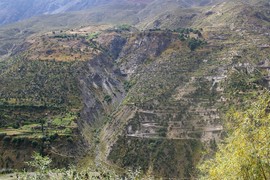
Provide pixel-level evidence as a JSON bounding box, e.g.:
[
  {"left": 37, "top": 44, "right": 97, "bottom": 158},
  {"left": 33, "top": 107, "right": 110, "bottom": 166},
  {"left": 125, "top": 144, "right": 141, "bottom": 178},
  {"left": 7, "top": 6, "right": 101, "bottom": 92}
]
[
  {"left": 52, "top": 112, "right": 77, "bottom": 126},
  {"left": 199, "top": 92, "right": 270, "bottom": 180},
  {"left": 87, "top": 32, "right": 100, "bottom": 40}
]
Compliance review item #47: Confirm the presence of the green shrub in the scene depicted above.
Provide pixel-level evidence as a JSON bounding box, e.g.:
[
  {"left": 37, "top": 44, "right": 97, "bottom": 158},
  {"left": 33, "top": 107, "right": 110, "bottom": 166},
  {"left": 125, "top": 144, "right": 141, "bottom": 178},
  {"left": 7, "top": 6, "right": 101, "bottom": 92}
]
[
  {"left": 117, "top": 24, "right": 131, "bottom": 31},
  {"left": 178, "top": 33, "right": 185, "bottom": 41},
  {"left": 0, "top": 133, "right": 7, "bottom": 139},
  {"left": 67, "top": 137, "right": 73, "bottom": 143},
  {"left": 104, "top": 95, "right": 112, "bottom": 103},
  {"left": 31, "top": 140, "right": 39, "bottom": 147},
  {"left": 12, "top": 122, "right": 20, "bottom": 129},
  {"left": 157, "top": 128, "right": 167, "bottom": 137},
  {"left": 64, "top": 128, "right": 72, "bottom": 134},
  {"left": 3, "top": 135, "right": 11, "bottom": 143},
  {"left": 49, "top": 133, "right": 59, "bottom": 141},
  {"left": 124, "top": 81, "right": 133, "bottom": 92},
  {"left": 87, "top": 32, "right": 100, "bottom": 40},
  {"left": 188, "top": 38, "right": 205, "bottom": 51}
]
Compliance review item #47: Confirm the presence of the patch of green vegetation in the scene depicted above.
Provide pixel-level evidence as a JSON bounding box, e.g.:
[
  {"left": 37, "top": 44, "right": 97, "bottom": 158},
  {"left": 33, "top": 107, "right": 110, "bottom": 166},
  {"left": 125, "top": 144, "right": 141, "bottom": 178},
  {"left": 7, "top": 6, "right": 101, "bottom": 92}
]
[
  {"left": 0, "top": 132, "right": 7, "bottom": 139},
  {"left": 176, "top": 28, "right": 205, "bottom": 50},
  {"left": 104, "top": 95, "right": 112, "bottom": 103},
  {"left": 123, "top": 81, "right": 133, "bottom": 92},
  {"left": 116, "top": 24, "right": 131, "bottom": 31},
  {"left": 0, "top": 56, "right": 81, "bottom": 108},
  {"left": 224, "top": 69, "right": 264, "bottom": 94},
  {"left": 0, "top": 56, "right": 82, "bottom": 132},
  {"left": 157, "top": 127, "right": 167, "bottom": 137},
  {"left": 63, "top": 128, "right": 73, "bottom": 134},
  {"left": 87, "top": 32, "right": 100, "bottom": 40},
  {"left": 109, "top": 137, "right": 202, "bottom": 178},
  {"left": 52, "top": 34, "right": 78, "bottom": 39},
  {"left": 3, "top": 136, "right": 11, "bottom": 143},
  {"left": 52, "top": 112, "right": 77, "bottom": 126},
  {"left": 187, "top": 38, "right": 206, "bottom": 51}
]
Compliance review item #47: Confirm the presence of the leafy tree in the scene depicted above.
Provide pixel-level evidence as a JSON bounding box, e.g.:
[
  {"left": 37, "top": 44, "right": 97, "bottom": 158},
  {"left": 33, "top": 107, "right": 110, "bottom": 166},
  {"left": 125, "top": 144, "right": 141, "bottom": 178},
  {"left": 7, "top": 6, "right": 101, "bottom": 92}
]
[
  {"left": 199, "top": 93, "right": 270, "bottom": 180},
  {"left": 19, "top": 152, "right": 52, "bottom": 180},
  {"left": 27, "top": 152, "right": 52, "bottom": 173},
  {"left": 188, "top": 38, "right": 205, "bottom": 51}
]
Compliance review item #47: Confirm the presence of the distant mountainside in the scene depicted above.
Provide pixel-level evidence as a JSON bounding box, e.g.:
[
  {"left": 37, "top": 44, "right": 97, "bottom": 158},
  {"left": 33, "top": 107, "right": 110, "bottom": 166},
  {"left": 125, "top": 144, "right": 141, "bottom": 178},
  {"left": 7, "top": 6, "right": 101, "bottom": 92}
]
[
  {"left": 0, "top": 0, "right": 227, "bottom": 56},
  {"left": 0, "top": 0, "right": 227, "bottom": 26},
  {"left": 0, "top": 0, "right": 111, "bottom": 25}
]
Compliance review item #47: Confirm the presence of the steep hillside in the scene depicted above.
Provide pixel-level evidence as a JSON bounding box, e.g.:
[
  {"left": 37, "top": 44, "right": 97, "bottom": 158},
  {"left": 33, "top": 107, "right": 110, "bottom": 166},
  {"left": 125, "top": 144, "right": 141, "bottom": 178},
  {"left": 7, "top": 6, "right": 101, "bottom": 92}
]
[
  {"left": 0, "top": 24, "right": 214, "bottom": 177},
  {"left": 80, "top": 0, "right": 269, "bottom": 178},
  {"left": 0, "top": 0, "right": 269, "bottom": 178}
]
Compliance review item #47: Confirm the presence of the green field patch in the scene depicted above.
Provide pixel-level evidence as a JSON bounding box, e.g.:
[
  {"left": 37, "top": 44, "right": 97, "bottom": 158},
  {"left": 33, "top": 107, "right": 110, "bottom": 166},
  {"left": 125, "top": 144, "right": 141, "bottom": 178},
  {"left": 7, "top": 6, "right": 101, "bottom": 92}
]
[
  {"left": 51, "top": 112, "right": 77, "bottom": 127},
  {"left": 0, "top": 128, "right": 31, "bottom": 136}
]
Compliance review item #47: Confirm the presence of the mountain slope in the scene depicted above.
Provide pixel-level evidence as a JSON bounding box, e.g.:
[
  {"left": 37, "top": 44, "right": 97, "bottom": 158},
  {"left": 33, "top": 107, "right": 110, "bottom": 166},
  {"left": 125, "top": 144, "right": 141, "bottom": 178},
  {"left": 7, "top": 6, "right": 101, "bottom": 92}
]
[
  {"left": 0, "top": 0, "right": 214, "bottom": 57},
  {"left": 0, "top": 0, "right": 269, "bottom": 178}
]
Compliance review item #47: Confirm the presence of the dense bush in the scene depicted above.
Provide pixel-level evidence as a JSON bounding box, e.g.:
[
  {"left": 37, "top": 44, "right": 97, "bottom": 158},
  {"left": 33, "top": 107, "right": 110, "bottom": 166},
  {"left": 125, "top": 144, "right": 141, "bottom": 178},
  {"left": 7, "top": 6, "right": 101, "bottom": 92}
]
[
  {"left": 199, "top": 93, "right": 270, "bottom": 179},
  {"left": 0, "top": 133, "right": 7, "bottom": 139},
  {"left": 104, "top": 95, "right": 112, "bottom": 103},
  {"left": 177, "top": 28, "right": 206, "bottom": 50},
  {"left": 124, "top": 81, "right": 133, "bottom": 92},
  {"left": 188, "top": 38, "right": 206, "bottom": 51},
  {"left": 3, "top": 136, "right": 11, "bottom": 143},
  {"left": 31, "top": 140, "right": 39, "bottom": 148},
  {"left": 116, "top": 24, "right": 131, "bottom": 31}
]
